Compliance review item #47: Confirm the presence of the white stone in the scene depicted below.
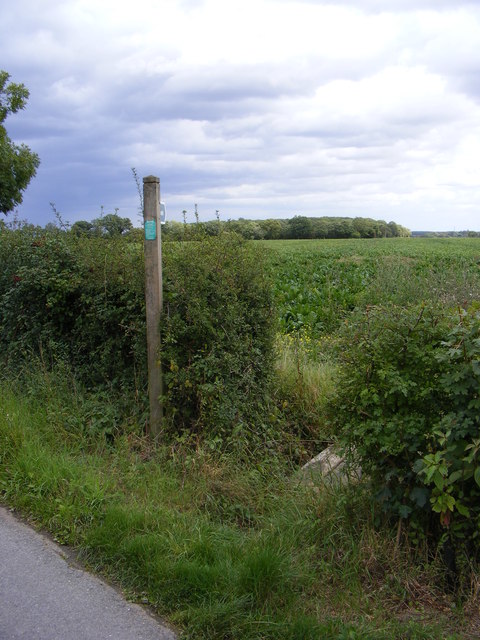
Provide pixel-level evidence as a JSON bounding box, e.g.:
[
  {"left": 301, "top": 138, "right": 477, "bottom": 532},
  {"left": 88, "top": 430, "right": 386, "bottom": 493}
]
[{"left": 300, "top": 445, "right": 361, "bottom": 485}]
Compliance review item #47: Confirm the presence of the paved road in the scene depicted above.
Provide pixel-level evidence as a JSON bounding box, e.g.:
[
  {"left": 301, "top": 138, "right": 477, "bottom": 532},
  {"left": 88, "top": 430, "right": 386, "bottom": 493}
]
[{"left": 0, "top": 506, "right": 176, "bottom": 640}]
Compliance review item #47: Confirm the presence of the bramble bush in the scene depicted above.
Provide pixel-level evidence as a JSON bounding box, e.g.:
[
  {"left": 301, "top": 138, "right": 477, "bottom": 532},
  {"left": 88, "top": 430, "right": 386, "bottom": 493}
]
[
  {"left": 161, "top": 232, "right": 277, "bottom": 445},
  {"left": 334, "top": 302, "right": 480, "bottom": 561},
  {"left": 417, "top": 308, "right": 480, "bottom": 542}
]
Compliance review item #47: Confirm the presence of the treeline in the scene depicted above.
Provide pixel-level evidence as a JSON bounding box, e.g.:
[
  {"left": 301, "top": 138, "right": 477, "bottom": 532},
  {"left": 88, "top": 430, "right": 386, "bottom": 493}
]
[
  {"left": 8, "top": 213, "right": 410, "bottom": 241},
  {"left": 162, "top": 215, "right": 411, "bottom": 241},
  {"left": 413, "top": 230, "right": 480, "bottom": 238}
]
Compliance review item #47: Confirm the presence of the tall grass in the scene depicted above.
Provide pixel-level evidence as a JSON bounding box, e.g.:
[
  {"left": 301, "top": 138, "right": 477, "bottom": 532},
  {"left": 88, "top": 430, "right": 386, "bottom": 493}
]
[{"left": 274, "top": 334, "right": 337, "bottom": 456}]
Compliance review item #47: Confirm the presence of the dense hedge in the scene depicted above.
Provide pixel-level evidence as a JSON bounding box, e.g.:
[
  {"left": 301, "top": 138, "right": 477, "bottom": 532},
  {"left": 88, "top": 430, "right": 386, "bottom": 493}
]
[
  {"left": 161, "top": 233, "right": 276, "bottom": 440},
  {"left": 0, "top": 224, "right": 276, "bottom": 442},
  {"left": 0, "top": 225, "right": 145, "bottom": 388}
]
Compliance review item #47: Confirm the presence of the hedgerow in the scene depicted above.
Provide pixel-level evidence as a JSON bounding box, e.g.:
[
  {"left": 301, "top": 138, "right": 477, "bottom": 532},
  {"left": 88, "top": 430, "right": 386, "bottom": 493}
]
[
  {"left": 161, "top": 232, "right": 276, "bottom": 444},
  {"left": 0, "top": 225, "right": 146, "bottom": 390},
  {"left": 0, "top": 223, "right": 276, "bottom": 447}
]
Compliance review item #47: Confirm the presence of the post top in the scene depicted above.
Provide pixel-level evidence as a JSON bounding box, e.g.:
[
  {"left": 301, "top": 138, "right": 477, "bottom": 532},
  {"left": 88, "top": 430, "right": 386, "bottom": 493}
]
[{"left": 143, "top": 175, "right": 160, "bottom": 183}]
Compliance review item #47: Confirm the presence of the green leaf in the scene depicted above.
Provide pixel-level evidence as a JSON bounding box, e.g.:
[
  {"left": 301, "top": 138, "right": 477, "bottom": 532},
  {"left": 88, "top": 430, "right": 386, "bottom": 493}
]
[
  {"left": 398, "top": 504, "right": 412, "bottom": 519},
  {"left": 447, "top": 469, "right": 463, "bottom": 484},
  {"left": 474, "top": 467, "right": 480, "bottom": 488},
  {"left": 445, "top": 494, "right": 456, "bottom": 511},
  {"left": 456, "top": 503, "right": 470, "bottom": 517},
  {"left": 433, "top": 471, "right": 445, "bottom": 491},
  {"left": 410, "top": 486, "right": 429, "bottom": 508},
  {"left": 412, "top": 458, "right": 425, "bottom": 474},
  {"left": 431, "top": 501, "right": 443, "bottom": 514}
]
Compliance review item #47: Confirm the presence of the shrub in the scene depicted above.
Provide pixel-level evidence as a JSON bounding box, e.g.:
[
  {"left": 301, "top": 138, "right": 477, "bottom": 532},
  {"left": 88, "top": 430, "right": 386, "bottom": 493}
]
[
  {"left": 0, "top": 225, "right": 277, "bottom": 447},
  {"left": 333, "top": 303, "right": 480, "bottom": 558},
  {"left": 334, "top": 304, "right": 448, "bottom": 517},
  {"left": 161, "top": 232, "right": 276, "bottom": 444},
  {"left": 0, "top": 225, "right": 146, "bottom": 393},
  {"left": 418, "top": 308, "right": 480, "bottom": 544}
]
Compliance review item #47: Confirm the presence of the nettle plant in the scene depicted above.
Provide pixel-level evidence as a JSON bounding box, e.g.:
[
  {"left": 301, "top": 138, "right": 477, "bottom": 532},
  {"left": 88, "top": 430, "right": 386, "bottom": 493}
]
[{"left": 335, "top": 303, "right": 480, "bottom": 554}]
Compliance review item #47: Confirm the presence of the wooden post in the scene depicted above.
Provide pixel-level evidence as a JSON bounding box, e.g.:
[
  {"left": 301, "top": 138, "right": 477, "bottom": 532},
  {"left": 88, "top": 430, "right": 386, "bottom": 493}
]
[{"left": 143, "top": 175, "right": 163, "bottom": 440}]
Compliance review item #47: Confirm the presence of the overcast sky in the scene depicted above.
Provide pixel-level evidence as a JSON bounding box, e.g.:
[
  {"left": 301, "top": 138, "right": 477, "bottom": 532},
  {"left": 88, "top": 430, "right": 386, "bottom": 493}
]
[{"left": 3, "top": 0, "right": 480, "bottom": 231}]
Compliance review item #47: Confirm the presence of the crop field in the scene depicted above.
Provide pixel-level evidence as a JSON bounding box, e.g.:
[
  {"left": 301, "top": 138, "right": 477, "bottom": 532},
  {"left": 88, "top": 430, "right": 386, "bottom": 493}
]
[{"left": 264, "top": 237, "right": 480, "bottom": 336}]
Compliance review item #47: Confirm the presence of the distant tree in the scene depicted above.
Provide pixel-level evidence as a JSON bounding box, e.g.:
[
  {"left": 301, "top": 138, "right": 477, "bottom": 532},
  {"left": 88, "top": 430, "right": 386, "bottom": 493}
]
[
  {"left": 311, "top": 218, "right": 328, "bottom": 239},
  {"left": 353, "top": 217, "right": 375, "bottom": 238},
  {"left": 203, "top": 220, "right": 221, "bottom": 237},
  {"left": 288, "top": 215, "right": 313, "bottom": 239},
  {"left": 258, "top": 218, "right": 286, "bottom": 239},
  {"left": 91, "top": 213, "right": 133, "bottom": 237},
  {"left": 242, "top": 221, "right": 265, "bottom": 240},
  {"left": 327, "top": 218, "right": 353, "bottom": 239},
  {"left": 224, "top": 218, "right": 265, "bottom": 239},
  {"left": 161, "top": 215, "right": 411, "bottom": 242},
  {"left": 397, "top": 224, "right": 411, "bottom": 237},
  {"left": 375, "top": 220, "right": 388, "bottom": 238},
  {"left": 162, "top": 220, "right": 185, "bottom": 241},
  {"left": 71, "top": 220, "right": 94, "bottom": 237},
  {"left": 0, "top": 70, "right": 40, "bottom": 214},
  {"left": 386, "top": 221, "right": 397, "bottom": 237}
]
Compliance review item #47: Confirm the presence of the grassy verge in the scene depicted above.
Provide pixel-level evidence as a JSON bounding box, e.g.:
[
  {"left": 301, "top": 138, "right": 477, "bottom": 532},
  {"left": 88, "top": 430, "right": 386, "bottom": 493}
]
[{"left": 0, "top": 374, "right": 468, "bottom": 640}]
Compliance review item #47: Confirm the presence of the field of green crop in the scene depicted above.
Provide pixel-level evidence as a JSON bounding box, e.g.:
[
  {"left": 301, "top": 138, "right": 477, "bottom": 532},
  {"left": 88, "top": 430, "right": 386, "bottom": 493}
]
[{"left": 264, "top": 237, "right": 480, "bottom": 336}]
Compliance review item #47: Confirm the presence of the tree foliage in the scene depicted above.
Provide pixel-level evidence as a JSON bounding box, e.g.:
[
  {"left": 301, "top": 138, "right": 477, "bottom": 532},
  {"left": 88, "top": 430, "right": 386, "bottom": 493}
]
[
  {"left": 71, "top": 213, "right": 133, "bottom": 237},
  {"left": 0, "top": 70, "right": 40, "bottom": 214},
  {"left": 91, "top": 213, "right": 133, "bottom": 236}
]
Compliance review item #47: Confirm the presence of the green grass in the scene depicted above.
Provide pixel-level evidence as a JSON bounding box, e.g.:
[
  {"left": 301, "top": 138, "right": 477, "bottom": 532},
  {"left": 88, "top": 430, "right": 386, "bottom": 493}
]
[{"left": 0, "top": 376, "right": 468, "bottom": 640}]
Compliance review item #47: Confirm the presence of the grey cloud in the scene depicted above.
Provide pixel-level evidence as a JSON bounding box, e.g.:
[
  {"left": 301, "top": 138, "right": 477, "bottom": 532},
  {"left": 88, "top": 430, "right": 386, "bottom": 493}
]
[
  {"left": 417, "top": 40, "right": 480, "bottom": 104},
  {"left": 102, "top": 55, "right": 393, "bottom": 130},
  {"left": 454, "top": 71, "right": 480, "bottom": 102},
  {"left": 105, "top": 64, "right": 321, "bottom": 124}
]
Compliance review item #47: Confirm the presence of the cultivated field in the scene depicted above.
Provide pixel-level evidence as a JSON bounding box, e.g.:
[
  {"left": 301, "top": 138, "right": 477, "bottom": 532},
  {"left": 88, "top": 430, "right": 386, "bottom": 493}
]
[{"left": 265, "top": 237, "right": 480, "bottom": 336}]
